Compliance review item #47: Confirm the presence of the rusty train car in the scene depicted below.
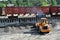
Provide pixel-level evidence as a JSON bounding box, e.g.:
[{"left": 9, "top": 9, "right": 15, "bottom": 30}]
[
  {"left": 5, "top": 7, "right": 49, "bottom": 16},
  {"left": 0, "top": 6, "right": 59, "bottom": 27},
  {"left": 4, "top": 6, "right": 60, "bottom": 17},
  {"left": 0, "top": 6, "right": 59, "bottom": 16}
]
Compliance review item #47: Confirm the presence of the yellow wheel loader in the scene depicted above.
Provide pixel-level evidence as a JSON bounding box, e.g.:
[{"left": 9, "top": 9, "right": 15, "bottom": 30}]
[{"left": 35, "top": 18, "right": 50, "bottom": 33}]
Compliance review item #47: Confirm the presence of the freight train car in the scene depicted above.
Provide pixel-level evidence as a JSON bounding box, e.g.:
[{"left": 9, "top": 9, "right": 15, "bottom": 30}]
[
  {"left": 5, "top": 6, "right": 60, "bottom": 18},
  {"left": 50, "top": 6, "right": 58, "bottom": 16},
  {"left": 5, "top": 6, "right": 49, "bottom": 18},
  {"left": 49, "top": 6, "right": 60, "bottom": 17},
  {"left": 5, "top": 7, "right": 33, "bottom": 17}
]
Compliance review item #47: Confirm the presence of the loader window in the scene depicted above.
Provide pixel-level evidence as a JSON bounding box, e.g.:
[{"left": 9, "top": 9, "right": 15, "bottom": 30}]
[{"left": 40, "top": 19, "right": 47, "bottom": 24}]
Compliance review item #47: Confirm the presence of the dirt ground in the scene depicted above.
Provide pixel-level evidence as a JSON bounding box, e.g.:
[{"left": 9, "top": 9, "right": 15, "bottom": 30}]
[
  {"left": 0, "top": 18, "right": 60, "bottom": 40},
  {"left": 0, "top": 29, "right": 60, "bottom": 40}
]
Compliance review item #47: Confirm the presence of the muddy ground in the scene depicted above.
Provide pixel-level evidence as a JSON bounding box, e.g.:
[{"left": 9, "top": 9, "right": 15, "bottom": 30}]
[{"left": 0, "top": 17, "right": 60, "bottom": 40}]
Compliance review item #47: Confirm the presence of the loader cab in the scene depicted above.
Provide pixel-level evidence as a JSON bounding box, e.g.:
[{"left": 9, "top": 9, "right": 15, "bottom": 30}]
[
  {"left": 39, "top": 18, "right": 50, "bottom": 33},
  {"left": 40, "top": 18, "right": 48, "bottom": 25}
]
